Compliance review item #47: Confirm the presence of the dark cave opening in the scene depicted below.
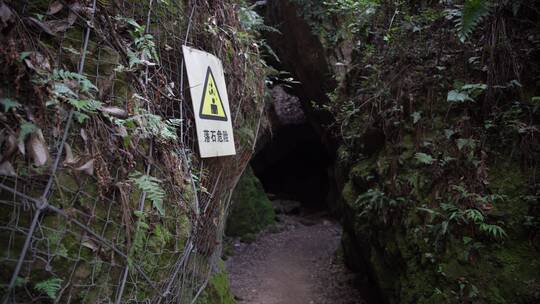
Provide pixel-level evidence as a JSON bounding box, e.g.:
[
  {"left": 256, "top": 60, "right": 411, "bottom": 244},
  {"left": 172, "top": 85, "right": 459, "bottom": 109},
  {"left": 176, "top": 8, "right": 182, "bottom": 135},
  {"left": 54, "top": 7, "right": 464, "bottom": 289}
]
[
  {"left": 247, "top": 0, "right": 341, "bottom": 213},
  {"left": 250, "top": 122, "right": 333, "bottom": 213}
]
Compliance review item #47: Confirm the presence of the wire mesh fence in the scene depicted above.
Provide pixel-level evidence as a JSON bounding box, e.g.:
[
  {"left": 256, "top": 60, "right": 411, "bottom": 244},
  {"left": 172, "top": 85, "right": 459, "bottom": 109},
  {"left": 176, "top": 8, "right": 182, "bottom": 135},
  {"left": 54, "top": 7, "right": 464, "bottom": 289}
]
[{"left": 0, "top": 0, "right": 266, "bottom": 302}]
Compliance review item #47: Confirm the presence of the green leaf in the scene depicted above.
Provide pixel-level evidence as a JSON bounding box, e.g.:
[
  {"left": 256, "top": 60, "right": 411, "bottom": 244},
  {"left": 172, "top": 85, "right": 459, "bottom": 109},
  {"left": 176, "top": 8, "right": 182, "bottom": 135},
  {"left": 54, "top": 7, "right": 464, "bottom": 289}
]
[
  {"left": 18, "top": 121, "right": 38, "bottom": 142},
  {"left": 411, "top": 111, "right": 422, "bottom": 124},
  {"left": 0, "top": 98, "right": 21, "bottom": 112},
  {"left": 126, "top": 112, "right": 179, "bottom": 141},
  {"left": 447, "top": 90, "right": 472, "bottom": 103},
  {"left": 35, "top": 278, "right": 62, "bottom": 300},
  {"left": 52, "top": 69, "right": 97, "bottom": 93},
  {"left": 66, "top": 98, "right": 102, "bottom": 113},
  {"left": 479, "top": 223, "right": 507, "bottom": 239},
  {"left": 458, "top": 0, "right": 490, "bottom": 43},
  {"left": 116, "top": 16, "right": 144, "bottom": 32},
  {"left": 127, "top": 50, "right": 142, "bottom": 68},
  {"left": 74, "top": 111, "right": 89, "bottom": 123},
  {"left": 456, "top": 138, "right": 475, "bottom": 151},
  {"left": 138, "top": 220, "right": 150, "bottom": 230},
  {"left": 441, "top": 221, "right": 449, "bottom": 235},
  {"left": 444, "top": 129, "right": 456, "bottom": 139},
  {"left": 130, "top": 172, "right": 166, "bottom": 216},
  {"left": 417, "top": 207, "right": 442, "bottom": 217},
  {"left": 415, "top": 152, "right": 436, "bottom": 165},
  {"left": 441, "top": 156, "right": 456, "bottom": 165},
  {"left": 14, "top": 276, "right": 27, "bottom": 287},
  {"left": 153, "top": 200, "right": 165, "bottom": 217},
  {"left": 461, "top": 83, "right": 487, "bottom": 91},
  {"left": 53, "top": 83, "right": 77, "bottom": 97},
  {"left": 19, "top": 51, "right": 32, "bottom": 62},
  {"left": 61, "top": 46, "right": 80, "bottom": 55},
  {"left": 508, "top": 80, "right": 522, "bottom": 88},
  {"left": 465, "top": 209, "right": 484, "bottom": 223},
  {"left": 463, "top": 236, "right": 473, "bottom": 245}
]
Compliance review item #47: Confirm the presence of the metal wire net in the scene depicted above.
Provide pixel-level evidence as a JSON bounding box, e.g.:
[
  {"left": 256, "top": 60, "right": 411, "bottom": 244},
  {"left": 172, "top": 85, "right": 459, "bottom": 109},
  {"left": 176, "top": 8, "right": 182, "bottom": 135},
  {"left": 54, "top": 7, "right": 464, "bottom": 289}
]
[{"left": 0, "top": 0, "right": 266, "bottom": 302}]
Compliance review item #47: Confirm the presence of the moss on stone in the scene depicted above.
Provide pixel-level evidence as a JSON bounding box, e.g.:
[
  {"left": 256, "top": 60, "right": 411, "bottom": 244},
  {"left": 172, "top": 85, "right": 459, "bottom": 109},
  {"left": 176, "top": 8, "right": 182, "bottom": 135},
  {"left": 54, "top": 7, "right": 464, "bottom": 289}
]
[
  {"left": 339, "top": 152, "right": 540, "bottom": 303},
  {"left": 195, "top": 260, "right": 236, "bottom": 304},
  {"left": 488, "top": 160, "right": 530, "bottom": 231},
  {"left": 291, "top": 0, "right": 540, "bottom": 302},
  {"left": 349, "top": 155, "right": 378, "bottom": 192},
  {"left": 225, "top": 166, "right": 275, "bottom": 237},
  {"left": 341, "top": 180, "right": 359, "bottom": 206}
]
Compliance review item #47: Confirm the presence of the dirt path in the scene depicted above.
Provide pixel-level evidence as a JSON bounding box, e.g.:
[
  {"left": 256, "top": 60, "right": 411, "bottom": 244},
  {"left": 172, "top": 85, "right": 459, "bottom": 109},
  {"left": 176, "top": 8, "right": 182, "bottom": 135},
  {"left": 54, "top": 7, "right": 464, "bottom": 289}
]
[{"left": 226, "top": 215, "right": 366, "bottom": 304}]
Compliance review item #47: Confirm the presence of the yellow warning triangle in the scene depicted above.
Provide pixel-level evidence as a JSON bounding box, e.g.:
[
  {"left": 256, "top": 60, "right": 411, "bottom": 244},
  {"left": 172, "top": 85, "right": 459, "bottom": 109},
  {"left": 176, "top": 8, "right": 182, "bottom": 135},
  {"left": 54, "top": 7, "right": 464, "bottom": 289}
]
[{"left": 199, "top": 67, "right": 227, "bottom": 121}]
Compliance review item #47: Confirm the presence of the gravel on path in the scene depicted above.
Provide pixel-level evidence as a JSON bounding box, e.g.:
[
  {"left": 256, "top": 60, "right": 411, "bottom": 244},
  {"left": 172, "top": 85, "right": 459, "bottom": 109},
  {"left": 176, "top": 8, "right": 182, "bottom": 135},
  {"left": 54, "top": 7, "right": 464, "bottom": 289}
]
[{"left": 226, "top": 215, "right": 367, "bottom": 304}]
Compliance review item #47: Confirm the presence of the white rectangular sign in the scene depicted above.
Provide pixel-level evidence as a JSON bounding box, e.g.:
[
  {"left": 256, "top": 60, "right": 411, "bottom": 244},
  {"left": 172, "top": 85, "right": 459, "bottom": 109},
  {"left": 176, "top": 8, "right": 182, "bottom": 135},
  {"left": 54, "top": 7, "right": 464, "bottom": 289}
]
[{"left": 182, "top": 46, "right": 236, "bottom": 158}]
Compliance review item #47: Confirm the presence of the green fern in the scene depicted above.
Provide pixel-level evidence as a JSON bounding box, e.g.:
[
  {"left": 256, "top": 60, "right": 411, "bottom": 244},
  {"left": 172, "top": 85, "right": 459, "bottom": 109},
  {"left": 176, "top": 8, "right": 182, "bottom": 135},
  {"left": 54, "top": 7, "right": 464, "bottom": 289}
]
[
  {"left": 458, "top": 0, "right": 490, "bottom": 42},
  {"left": 465, "top": 208, "right": 485, "bottom": 224},
  {"left": 115, "top": 17, "right": 160, "bottom": 68},
  {"left": 0, "top": 98, "right": 21, "bottom": 112},
  {"left": 480, "top": 223, "right": 507, "bottom": 239},
  {"left": 34, "top": 278, "right": 62, "bottom": 300},
  {"left": 128, "top": 211, "right": 149, "bottom": 265},
  {"left": 48, "top": 69, "right": 100, "bottom": 123},
  {"left": 52, "top": 69, "right": 97, "bottom": 93},
  {"left": 239, "top": 5, "right": 280, "bottom": 33},
  {"left": 125, "top": 113, "right": 179, "bottom": 141},
  {"left": 64, "top": 98, "right": 102, "bottom": 123},
  {"left": 66, "top": 98, "right": 102, "bottom": 113},
  {"left": 415, "top": 152, "right": 436, "bottom": 165},
  {"left": 130, "top": 172, "right": 166, "bottom": 216}
]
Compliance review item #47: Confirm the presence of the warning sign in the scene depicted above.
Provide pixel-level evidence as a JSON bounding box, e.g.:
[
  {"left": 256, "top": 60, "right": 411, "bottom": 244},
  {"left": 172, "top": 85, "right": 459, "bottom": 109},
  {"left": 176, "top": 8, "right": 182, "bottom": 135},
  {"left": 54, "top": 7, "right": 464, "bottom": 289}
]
[
  {"left": 199, "top": 67, "right": 228, "bottom": 121},
  {"left": 182, "top": 46, "right": 236, "bottom": 158}
]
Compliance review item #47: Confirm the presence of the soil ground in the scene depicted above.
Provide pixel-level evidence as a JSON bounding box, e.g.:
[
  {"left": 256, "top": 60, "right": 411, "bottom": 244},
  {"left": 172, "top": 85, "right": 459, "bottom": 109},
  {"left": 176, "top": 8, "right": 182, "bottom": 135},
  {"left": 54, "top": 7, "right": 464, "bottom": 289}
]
[{"left": 226, "top": 214, "right": 366, "bottom": 304}]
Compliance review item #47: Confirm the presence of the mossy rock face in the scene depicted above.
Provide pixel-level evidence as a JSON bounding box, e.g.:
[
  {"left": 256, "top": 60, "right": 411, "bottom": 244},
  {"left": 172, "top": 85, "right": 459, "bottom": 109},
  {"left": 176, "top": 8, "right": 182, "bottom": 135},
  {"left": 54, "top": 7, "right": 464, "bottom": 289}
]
[
  {"left": 225, "top": 167, "right": 275, "bottom": 237},
  {"left": 195, "top": 260, "right": 236, "bottom": 304},
  {"left": 335, "top": 134, "right": 540, "bottom": 304},
  {"left": 284, "top": 0, "right": 540, "bottom": 302},
  {"left": 341, "top": 154, "right": 540, "bottom": 304}
]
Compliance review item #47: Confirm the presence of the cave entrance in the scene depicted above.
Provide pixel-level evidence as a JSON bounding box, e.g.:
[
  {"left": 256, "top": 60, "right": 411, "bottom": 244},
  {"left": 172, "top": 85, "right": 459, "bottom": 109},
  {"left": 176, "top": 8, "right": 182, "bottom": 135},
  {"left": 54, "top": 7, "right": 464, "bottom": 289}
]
[
  {"left": 250, "top": 114, "right": 332, "bottom": 214},
  {"left": 226, "top": 2, "right": 378, "bottom": 303},
  {"left": 247, "top": 0, "right": 340, "bottom": 215}
]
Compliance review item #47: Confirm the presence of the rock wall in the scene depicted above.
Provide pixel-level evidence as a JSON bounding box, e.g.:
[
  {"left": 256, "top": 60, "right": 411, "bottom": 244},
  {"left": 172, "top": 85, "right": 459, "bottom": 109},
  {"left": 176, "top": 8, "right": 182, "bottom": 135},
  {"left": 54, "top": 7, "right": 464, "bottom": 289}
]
[
  {"left": 0, "top": 0, "right": 269, "bottom": 302},
  {"left": 268, "top": 1, "right": 540, "bottom": 303}
]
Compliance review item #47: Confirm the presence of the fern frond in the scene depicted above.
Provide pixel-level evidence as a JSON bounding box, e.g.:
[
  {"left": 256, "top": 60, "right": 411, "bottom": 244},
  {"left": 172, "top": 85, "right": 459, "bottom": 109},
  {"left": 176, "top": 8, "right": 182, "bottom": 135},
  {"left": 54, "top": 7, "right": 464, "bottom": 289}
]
[
  {"left": 52, "top": 69, "right": 98, "bottom": 93},
  {"left": 458, "top": 0, "right": 490, "bottom": 43},
  {"left": 479, "top": 223, "right": 507, "bottom": 239},
  {"left": 239, "top": 6, "right": 280, "bottom": 33},
  {"left": 66, "top": 98, "right": 102, "bottom": 113},
  {"left": 130, "top": 172, "right": 166, "bottom": 216},
  {"left": 127, "top": 113, "right": 179, "bottom": 141},
  {"left": 34, "top": 278, "right": 62, "bottom": 300}
]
